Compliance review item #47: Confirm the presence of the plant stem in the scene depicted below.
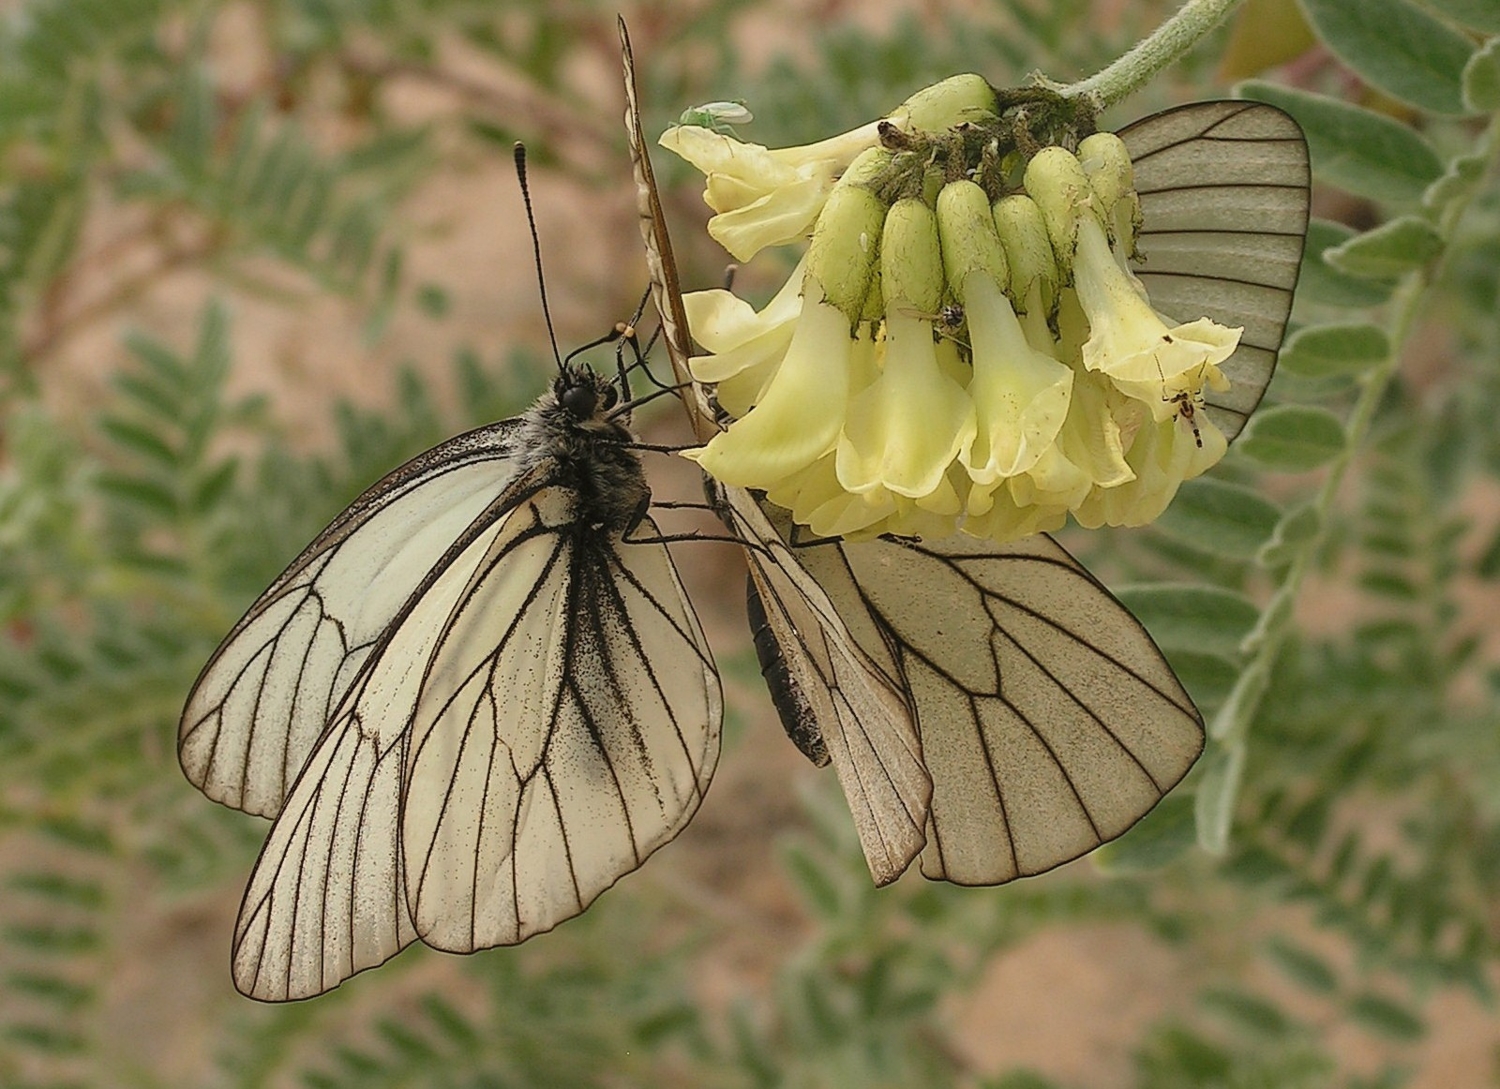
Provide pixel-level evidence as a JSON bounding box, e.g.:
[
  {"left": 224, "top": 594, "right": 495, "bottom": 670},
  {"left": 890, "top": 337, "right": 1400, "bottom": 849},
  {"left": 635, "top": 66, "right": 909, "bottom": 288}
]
[{"left": 1064, "top": 0, "right": 1249, "bottom": 108}]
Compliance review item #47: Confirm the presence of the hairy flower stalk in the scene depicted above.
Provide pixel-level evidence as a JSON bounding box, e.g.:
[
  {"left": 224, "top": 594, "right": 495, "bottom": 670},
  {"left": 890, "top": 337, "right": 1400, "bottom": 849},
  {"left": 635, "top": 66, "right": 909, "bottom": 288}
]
[{"left": 671, "top": 81, "right": 1242, "bottom": 542}]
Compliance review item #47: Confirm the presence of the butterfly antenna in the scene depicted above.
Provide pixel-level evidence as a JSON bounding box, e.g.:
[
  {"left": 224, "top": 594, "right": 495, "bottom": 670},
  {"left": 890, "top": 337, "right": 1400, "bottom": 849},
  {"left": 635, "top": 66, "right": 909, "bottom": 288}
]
[{"left": 515, "top": 143, "right": 564, "bottom": 370}]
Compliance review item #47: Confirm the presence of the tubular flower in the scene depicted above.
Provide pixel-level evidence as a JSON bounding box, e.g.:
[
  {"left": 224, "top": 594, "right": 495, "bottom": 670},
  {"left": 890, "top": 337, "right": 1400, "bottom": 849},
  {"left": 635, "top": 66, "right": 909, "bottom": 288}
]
[
  {"left": 837, "top": 199, "right": 976, "bottom": 502},
  {"left": 1026, "top": 147, "right": 1241, "bottom": 420},
  {"left": 661, "top": 74, "right": 997, "bottom": 261},
  {"left": 660, "top": 122, "right": 882, "bottom": 261},
  {"left": 684, "top": 282, "right": 853, "bottom": 486},
  {"left": 937, "top": 181, "right": 1071, "bottom": 487},
  {"left": 677, "top": 83, "right": 1240, "bottom": 542}
]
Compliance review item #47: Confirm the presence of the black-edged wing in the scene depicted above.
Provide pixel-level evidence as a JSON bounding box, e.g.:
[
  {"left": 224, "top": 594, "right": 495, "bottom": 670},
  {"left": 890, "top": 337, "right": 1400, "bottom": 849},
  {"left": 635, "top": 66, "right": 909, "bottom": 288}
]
[
  {"left": 800, "top": 532, "right": 1202, "bottom": 885},
  {"left": 231, "top": 476, "right": 721, "bottom": 1001},
  {"left": 621, "top": 16, "right": 718, "bottom": 444},
  {"left": 1121, "top": 100, "right": 1311, "bottom": 440},
  {"left": 180, "top": 421, "right": 526, "bottom": 818},
  {"left": 715, "top": 485, "right": 929, "bottom": 886},
  {"left": 622, "top": 24, "right": 930, "bottom": 884}
]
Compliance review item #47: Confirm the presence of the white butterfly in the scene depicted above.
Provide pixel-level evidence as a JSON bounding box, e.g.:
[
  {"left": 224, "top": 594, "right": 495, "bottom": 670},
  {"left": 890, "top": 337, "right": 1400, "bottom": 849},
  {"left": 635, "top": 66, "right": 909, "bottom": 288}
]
[
  {"left": 180, "top": 357, "right": 721, "bottom": 1000},
  {"left": 622, "top": 18, "right": 1310, "bottom": 885}
]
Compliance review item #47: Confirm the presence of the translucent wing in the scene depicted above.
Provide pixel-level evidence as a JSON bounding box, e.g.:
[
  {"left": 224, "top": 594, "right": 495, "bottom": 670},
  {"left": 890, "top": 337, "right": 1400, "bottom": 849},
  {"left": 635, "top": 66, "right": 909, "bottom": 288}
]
[
  {"left": 622, "top": 24, "right": 929, "bottom": 883},
  {"left": 401, "top": 491, "right": 720, "bottom": 953},
  {"left": 1121, "top": 100, "right": 1311, "bottom": 440},
  {"left": 231, "top": 473, "right": 529, "bottom": 1000},
  {"left": 798, "top": 531, "right": 1203, "bottom": 885},
  {"left": 620, "top": 17, "right": 717, "bottom": 443},
  {"left": 180, "top": 421, "right": 526, "bottom": 818},
  {"left": 232, "top": 479, "right": 720, "bottom": 1000},
  {"left": 716, "top": 487, "right": 929, "bottom": 886}
]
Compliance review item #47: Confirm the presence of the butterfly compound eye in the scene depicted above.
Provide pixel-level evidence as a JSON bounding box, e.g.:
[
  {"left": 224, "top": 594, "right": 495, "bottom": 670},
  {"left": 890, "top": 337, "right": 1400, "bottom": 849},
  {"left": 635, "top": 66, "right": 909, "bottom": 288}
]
[
  {"left": 600, "top": 385, "right": 620, "bottom": 410},
  {"left": 560, "top": 383, "right": 598, "bottom": 418}
]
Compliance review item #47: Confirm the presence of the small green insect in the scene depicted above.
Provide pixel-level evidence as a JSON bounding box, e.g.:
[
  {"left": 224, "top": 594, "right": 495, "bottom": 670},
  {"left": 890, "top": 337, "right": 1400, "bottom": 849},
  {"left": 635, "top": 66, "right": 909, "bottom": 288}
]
[{"left": 677, "top": 100, "right": 754, "bottom": 136}]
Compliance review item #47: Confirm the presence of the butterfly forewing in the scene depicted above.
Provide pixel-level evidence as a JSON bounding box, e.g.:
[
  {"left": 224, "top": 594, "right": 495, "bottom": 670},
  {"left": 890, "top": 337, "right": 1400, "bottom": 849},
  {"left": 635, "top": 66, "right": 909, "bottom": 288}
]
[
  {"left": 180, "top": 421, "right": 526, "bottom": 818},
  {"left": 1121, "top": 100, "right": 1311, "bottom": 439},
  {"left": 620, "top": 17, "right": 718, "bottom": 442},
  {"left": 230, "top": 464, "right": 561, "bottom": 1000}
]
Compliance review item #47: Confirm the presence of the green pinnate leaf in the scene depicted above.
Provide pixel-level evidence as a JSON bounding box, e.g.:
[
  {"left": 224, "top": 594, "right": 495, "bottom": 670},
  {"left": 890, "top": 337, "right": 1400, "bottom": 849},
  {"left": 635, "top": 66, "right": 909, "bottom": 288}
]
[
  {"left": 1237, "top": 404, "right": 1347, "bottom": 470},
  {"left": 1279, "top": 323, "right": 1391, "bottom": 377},
  {"left": 1113, "top": 584, "right": 1262, "bottom": 657},
  {"left": 1325, "top": 216, "right": 1444, "bottom": 277},
  {"left": 1264, "top": 937, "right": 1339, "bottom": 994},
  {"left": 1425, "top": 150, "right": 1490, "bottom": 213},
  {"left": 1416, "top": 0, "right": 1500, "bottom": 33},
  {"left": 1463, "top": 36, "right": 1500, "bottom": 113},
  {"left": 1196, "top": 741, "right": 1246, "bottom": 855},
  {"left": 1346, "top": 992, "right": 1426, "bottom": 1041},
  {"left": 1155, "top": 478, "right": 1283, "bottom": 559},
  {"left": 1296, "top": 219, "right": 1397, "bottom": 307}
]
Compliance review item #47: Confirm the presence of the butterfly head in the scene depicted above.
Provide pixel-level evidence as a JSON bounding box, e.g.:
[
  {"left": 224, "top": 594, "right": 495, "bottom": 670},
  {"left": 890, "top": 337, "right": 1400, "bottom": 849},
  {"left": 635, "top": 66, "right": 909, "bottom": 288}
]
[{"left": 550, "top": 363, "right": 628, "bottom": 436}]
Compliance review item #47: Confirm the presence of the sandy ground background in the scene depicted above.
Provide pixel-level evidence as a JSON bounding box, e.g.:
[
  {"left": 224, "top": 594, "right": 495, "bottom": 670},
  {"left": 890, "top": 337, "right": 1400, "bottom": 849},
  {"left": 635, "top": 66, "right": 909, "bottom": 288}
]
[{"left": 6, "top": 0, "right": 1499, "bottom": 1084}]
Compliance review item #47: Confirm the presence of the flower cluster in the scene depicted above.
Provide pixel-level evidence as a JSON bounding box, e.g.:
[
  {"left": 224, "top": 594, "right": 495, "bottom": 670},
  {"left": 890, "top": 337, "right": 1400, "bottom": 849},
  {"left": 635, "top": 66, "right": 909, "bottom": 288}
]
[{"left": 667, "top": 84, "right": 1241, "bottom": 542}]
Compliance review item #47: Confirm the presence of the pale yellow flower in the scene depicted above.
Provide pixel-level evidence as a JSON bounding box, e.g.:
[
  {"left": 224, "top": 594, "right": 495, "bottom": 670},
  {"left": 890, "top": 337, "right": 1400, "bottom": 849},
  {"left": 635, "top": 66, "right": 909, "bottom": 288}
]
[
  {"left": 1072, "top": 214, "right": 1240, "bottom": 413},
  {"left": 836, "top": 200, "right": 975, "bottom": 502},
  {"left": 661, "top": 74, "right": 997, "bottom": 262},
  {"left": 685, "top": 284, "right": 853, "bottom": 486},
  {"left": 1075, "top": 409, "right": 1228, "bottom": 528},
  {"left": 660, "top": 123, "right": 884, "bottom": 261},
  {"left": 678, "top": 99, "right": 1243, "bottom": 545},
  {"left": 683, "top": 254, "right": 807, "bottom": 417}
]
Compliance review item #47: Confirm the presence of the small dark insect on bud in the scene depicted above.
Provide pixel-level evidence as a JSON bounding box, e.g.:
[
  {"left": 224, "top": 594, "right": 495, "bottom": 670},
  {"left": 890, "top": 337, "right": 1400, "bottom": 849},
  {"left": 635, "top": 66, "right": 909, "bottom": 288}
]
[{"left": 878, "top": 120, "right": 922, "bottom": 152}]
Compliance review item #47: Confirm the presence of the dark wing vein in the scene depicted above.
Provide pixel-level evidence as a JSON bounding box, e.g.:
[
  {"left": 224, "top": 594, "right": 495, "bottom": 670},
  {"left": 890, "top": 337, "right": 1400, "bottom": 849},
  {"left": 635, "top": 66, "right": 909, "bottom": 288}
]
[
  {"left": 181, "top": 419, "right": 528, "bottom": 818},
  {"left": 401, "top": 486, "right": 720, "bottom": 954},
  {"left": 1120, "top": 101, "right": 1310, "bottom": 441}
]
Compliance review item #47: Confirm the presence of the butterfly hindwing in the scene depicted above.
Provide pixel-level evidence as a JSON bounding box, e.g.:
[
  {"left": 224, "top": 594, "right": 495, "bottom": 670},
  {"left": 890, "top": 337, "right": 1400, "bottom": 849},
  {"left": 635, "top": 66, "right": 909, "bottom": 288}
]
[
  {"left": 806, "top": 532, "right": 1202, "bottom": 885},
  {"left": 1121, "top": 100, "right": 1311, "bottom": 439}
]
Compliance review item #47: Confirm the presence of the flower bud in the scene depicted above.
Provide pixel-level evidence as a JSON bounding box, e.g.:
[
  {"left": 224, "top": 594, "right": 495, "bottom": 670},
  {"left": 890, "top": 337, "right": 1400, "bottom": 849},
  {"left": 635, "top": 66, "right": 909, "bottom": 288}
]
[
  {"left": 991, "top": 194, "right": 1057, "bottom": 318},
  {"left": 889, "top": 74, "right": 996, "bottom": 135},
  {"left": 1077, "top": 133, "right": 1132, "bottom": 218},
  {"left": 1023, "top": 146, "right": 1097, "bottom": 275},
  {"left": 880, "top": 198, "right": 944, "bottom": 313},
  {"left": 807, "top": 148, "right": 891, "bottom": 319},
  {"left": 936, "top": 180, "right": 1008, "bottom": 296},
  {"left": 1078, "top": 131, "right": 1141, "bottom": 254}
]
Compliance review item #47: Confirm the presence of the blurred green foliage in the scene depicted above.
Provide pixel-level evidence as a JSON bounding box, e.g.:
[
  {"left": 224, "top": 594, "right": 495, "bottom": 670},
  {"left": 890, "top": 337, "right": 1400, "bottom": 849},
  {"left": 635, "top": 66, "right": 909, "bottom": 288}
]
[{"left": 2, "top": 0, "right": 1498, "bottom": 1086}]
